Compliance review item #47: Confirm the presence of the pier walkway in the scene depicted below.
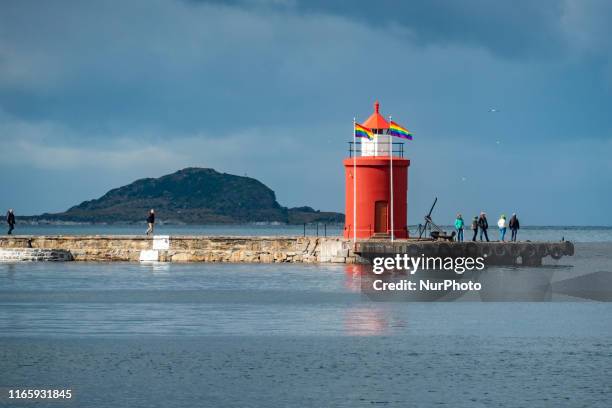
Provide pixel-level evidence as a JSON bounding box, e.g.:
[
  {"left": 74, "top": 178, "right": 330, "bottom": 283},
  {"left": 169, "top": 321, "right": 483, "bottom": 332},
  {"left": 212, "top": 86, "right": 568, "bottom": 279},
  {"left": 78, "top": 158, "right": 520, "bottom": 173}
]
[{"left": 0, "top": 236, "right": 574, "bottom": 265}]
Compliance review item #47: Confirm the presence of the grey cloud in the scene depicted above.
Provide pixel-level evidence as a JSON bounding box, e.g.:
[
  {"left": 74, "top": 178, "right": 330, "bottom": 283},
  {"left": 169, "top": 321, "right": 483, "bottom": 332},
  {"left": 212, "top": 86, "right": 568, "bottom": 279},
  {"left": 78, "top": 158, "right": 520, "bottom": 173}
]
[
  {"left": 296, "top": 0, "right": 569, "bottom": 59},
  {"left": 200, "top": 0, "right": 568, "bottom": 58},
  {"left": 201, "top": 0, "right": 612, "bottom": 62},
  {"left": 1, "top": 0, "right": 376, "bottom": 132},
  {"left": 1, "top": 0, "right": 612, "bottom": 224}
]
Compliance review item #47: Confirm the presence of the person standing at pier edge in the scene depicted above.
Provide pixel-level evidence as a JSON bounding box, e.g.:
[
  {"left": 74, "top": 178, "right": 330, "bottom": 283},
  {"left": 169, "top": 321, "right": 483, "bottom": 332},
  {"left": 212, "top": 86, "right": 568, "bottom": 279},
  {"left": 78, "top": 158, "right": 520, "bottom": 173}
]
[
  {"left": 145, "top": 209, "right": 155, "bottom": 236},
  {"left": 454, "top": 213, "right": 464, "bottom": 242},
  {"left": 6, "top": 209, "right": 15, "bottom": 235},
  {"left": 509, "top": 213, "right": 520, "bottom": 242},
  {"left": 478, "top": 212, "right": 489, "bottom": 242},
  {"left": 498, "top": 214, "right": 507, "bottom": 241},
  {"left": 471, "top": 216, "right": 479, "bottom": 241}
]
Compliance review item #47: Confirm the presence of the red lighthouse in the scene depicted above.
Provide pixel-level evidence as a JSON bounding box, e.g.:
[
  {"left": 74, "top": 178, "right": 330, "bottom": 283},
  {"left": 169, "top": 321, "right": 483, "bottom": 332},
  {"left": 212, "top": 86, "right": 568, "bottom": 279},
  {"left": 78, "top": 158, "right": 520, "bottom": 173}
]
[{"left": 343, "top": 101, "right": 410, "bottom": 240}]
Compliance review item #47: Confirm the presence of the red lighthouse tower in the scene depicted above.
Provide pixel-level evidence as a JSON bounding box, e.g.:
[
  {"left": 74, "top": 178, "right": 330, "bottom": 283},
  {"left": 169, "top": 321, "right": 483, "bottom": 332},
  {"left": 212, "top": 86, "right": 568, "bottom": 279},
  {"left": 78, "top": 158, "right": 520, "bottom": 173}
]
[{"left": 343, "top": 101, "right": 410, "bottom": 240}]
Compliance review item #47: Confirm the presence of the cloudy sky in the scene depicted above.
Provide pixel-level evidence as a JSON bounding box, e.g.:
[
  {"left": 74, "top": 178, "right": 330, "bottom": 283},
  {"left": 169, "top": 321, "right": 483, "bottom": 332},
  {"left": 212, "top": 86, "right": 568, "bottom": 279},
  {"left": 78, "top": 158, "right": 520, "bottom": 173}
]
[{"left": 1, "top": 0, "right": 611, "bottom": 225}]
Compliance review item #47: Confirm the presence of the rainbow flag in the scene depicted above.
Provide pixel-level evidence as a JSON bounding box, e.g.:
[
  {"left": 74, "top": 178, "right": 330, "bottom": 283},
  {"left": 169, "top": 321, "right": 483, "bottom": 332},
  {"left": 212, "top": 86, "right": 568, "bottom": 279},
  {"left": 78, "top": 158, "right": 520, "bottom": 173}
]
[
  {"left": 354, "top": 123, "right": 374, "bottom": 140},
  {"left": 389, "top": 121, "right": 413, "bottom": 140}
]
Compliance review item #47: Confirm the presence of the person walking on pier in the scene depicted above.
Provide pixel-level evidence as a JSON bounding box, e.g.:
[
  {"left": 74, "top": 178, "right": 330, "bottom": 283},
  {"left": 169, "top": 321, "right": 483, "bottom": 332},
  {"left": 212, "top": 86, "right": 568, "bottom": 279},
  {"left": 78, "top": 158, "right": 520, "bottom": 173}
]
[
  {"left": 6, "top": 209, "right": 15, "bottom": 235},
  {"left": 478, "top": 212, "right": 489, "bottom": 242},
  {"left": 471, "top": 216, "right": 479, "bottom": 241},
  {"left": 145, "top": 209, "right": 155, "bottom": 236},
  {"left": 454, "top": 213, "right": 464, "bottom": 242},
  {"left": 509, "top": 213, "right": 520, "bottom": 242},
  {"left": 498, "top": 214, "right": 507, "bottom": 241}
]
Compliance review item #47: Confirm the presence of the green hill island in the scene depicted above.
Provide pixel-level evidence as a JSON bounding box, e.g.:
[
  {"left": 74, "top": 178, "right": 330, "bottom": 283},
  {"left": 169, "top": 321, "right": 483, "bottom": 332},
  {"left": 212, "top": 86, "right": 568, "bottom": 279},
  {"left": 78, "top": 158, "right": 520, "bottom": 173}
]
[{"left": 27, "top": 168, "right": 344, "bottom": 225}]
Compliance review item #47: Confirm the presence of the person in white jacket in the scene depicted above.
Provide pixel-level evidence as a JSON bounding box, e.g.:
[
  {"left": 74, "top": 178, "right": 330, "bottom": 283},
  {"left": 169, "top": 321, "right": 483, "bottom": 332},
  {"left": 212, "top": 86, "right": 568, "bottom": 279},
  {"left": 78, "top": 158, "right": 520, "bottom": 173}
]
[{"left": 497, "top": 214, "right": 507, "bottom": 242}]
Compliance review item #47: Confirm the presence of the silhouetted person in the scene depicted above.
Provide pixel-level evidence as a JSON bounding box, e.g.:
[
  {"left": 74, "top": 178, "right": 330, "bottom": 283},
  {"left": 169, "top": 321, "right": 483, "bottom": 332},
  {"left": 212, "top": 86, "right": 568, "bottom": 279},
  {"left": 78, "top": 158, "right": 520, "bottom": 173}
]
[
  {"left": 6, "top": 209, "right": 15, "bottom": 235},
  {"left": 478, "top": 212, "right": 489, "bottom": 242},
  {"left": 509, "top": 213, "right": 520, "bottom": 242},
  {"left": 454, "top": 213, "right": 464, "bottom": 242},
  {"left": 146, "top": 209, "right": 155, "bottom": 236},
  {"left": 471, "top": 216, "right": 478, "bottom": 241}
]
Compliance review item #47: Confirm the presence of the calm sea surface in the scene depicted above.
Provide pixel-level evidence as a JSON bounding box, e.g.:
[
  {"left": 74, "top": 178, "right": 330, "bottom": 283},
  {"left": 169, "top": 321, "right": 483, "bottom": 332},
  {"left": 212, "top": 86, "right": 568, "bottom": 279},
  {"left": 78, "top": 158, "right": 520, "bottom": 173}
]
[{"left": 1, "top": 227, "right": 611, "bottom": 407}]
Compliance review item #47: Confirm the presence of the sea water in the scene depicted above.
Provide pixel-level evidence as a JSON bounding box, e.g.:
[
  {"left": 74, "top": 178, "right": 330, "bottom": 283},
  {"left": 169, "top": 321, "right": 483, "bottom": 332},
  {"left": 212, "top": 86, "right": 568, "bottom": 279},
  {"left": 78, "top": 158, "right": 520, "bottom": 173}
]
[{"left": 0, "top": 230, "right": 611, "bottom": 407}]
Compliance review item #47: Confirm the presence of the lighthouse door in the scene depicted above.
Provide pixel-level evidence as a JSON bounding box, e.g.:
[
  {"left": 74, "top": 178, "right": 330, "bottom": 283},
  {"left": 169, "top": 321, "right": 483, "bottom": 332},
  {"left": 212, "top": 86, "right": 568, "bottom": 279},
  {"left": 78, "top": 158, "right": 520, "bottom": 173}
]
[{"left": 374, "top": 201, "right": 388, "bottom": 233}]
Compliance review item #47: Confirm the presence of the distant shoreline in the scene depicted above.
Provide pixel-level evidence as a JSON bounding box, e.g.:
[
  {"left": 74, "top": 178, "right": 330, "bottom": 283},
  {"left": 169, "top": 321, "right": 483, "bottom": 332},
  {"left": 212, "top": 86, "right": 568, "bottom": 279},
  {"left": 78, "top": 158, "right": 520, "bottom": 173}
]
[
  {"left": 9, "top": 220, "right": 612, "bottom": 228},
  {"left": 13, "top": 219, "right": 346, "bottom": 226}
]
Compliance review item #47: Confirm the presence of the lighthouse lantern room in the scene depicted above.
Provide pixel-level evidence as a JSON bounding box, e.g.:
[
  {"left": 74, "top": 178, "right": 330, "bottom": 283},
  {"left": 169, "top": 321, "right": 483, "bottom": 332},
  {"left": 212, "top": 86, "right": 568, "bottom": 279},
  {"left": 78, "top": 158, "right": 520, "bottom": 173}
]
[{"left": 343, "top": 101, "right": 411, "bottom": 240}]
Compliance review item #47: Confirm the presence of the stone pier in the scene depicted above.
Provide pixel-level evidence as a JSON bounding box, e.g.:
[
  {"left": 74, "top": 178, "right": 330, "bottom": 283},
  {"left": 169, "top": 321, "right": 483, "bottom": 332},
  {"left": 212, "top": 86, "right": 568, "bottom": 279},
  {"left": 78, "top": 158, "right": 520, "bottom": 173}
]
[
  {"left": 355, "top": 240, "right": 575, "bottom": 266},
  {"left": 0, "top": 236, "right": 357, "bottom": 263},
  {"left": 0, "top": 236, "right": 574, "bottom": 265}
]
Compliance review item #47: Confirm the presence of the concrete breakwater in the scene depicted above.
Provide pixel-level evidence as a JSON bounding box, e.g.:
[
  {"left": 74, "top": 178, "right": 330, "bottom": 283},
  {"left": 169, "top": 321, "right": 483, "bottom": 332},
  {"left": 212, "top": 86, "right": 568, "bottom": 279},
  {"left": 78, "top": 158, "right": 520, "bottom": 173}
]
[
  {"left": 0, "top": 236, "right": 355, "bottom": 263},
  {"left": 0, "top": 248, "right": 73, "bottom": 262},
  {"left": 0, "top": 236, "right": 573, "bottom": 265},
  {"left": 356, "top": 240, "right": 575, "bottom": 266}
]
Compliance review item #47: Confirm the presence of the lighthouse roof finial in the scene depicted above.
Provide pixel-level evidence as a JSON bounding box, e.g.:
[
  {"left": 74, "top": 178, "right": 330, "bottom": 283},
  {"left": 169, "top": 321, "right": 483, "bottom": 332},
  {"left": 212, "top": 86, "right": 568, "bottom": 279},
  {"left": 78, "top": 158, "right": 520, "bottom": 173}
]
[{"left": 363, "top": 99, "right": 389, "bottom": 130}]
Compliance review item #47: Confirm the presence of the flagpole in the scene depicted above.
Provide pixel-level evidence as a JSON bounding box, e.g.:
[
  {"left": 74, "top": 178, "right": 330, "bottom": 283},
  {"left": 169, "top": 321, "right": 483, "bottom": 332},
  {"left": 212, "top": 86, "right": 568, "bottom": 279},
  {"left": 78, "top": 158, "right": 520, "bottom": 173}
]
[
  {"left": 389, "top": 115, "right": 394, "bottom": 242},
  {"left": 353, "top": 117, "right": 357, "bottom": 244}
]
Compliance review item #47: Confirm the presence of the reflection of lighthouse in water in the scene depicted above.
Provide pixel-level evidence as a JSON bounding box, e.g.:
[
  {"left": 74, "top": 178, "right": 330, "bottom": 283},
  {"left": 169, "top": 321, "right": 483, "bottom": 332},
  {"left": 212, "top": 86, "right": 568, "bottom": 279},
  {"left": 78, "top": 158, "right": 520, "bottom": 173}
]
[{"left": 344, "top": 101, "right": 410, "bottom": 240}]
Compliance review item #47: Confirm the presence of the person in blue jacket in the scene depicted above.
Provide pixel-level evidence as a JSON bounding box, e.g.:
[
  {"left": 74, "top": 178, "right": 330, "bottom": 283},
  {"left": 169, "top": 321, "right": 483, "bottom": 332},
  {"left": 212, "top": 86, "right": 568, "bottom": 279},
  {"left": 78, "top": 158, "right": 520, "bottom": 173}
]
[{"left": 454, "top": 213, "right": 464, "bottom": 242}]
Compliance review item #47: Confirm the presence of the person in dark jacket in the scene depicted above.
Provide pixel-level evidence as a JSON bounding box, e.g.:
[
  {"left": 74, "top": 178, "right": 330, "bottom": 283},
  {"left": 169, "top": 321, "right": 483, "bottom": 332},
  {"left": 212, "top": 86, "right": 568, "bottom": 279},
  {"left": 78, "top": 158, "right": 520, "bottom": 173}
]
[
  {"left": 509, "top": 213, "right": 520, "bottom": 242},
  {"left": 6, "top": 209, "right": 15, "bottom": 235},
  {"left": 477, "top": 212, "right": 489, "bottom": 242},
  {"left": 145, "top": 209, "right": 155, "bottom": 236},
  {"left": 471, "top": 216, "right": 478, "bottom": 242}
]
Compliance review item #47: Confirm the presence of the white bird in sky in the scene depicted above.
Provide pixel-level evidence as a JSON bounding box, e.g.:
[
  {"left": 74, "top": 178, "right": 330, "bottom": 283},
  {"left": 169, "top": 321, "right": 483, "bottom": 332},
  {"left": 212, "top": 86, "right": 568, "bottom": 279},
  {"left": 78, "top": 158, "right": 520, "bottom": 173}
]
[{"left": 488, "top": 108, "right": 500, "bottom": 113}]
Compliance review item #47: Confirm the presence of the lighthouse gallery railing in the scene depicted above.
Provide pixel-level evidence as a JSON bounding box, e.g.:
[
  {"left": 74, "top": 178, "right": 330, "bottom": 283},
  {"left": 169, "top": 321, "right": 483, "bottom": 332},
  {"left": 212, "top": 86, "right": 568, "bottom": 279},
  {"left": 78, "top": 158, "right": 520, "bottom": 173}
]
[{"left": 348, "top": 141, "right": 405, "bottom": 158}]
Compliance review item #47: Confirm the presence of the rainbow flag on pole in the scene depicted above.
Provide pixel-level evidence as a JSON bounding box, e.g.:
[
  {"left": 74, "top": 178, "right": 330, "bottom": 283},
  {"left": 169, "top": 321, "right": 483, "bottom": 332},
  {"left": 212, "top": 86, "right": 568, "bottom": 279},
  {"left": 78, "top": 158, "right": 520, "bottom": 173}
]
[
  {"left": 354, "top": 123, "right": 374, "bottom": 140},
  {"left": 388, "top": 121, "right": 413, "bottom": 140}
]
